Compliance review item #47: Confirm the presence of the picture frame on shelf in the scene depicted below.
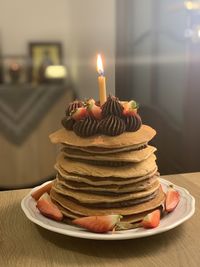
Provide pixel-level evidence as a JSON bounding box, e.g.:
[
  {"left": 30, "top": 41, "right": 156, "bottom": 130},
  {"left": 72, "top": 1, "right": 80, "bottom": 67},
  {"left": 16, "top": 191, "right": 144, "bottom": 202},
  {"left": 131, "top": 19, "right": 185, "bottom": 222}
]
[{"left": 28, "top": 42, "right": 62, "bottom": 84}]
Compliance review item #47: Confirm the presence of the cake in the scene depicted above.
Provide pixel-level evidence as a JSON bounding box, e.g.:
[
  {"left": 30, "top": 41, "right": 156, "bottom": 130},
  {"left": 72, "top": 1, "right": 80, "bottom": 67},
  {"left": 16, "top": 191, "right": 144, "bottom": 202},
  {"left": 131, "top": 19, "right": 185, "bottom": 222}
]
[{"left": 49, "top": 96, "right": 166, "bottom": 227}]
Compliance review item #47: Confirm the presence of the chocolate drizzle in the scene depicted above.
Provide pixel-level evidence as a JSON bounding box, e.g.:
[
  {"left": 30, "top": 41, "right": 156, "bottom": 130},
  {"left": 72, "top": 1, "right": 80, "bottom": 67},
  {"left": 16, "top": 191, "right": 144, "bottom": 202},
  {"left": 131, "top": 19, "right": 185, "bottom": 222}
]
[
  {"left": 124, "top": 113, "right": 142, "bottom": 132},
  {"left": 99, "top": 115, "right": 126, "bottom": 136},
  {"left": 61, "top": 116, "right": 75, "bottom": 130},
  {"left": 66, "top": 100, "right": 83, "bottom": 116},
  {"left": 73, "top": 117, "right": 99, "bottom": 137},
  {"left": 101, "top": 95, "right": 124, "bottom": 117}
]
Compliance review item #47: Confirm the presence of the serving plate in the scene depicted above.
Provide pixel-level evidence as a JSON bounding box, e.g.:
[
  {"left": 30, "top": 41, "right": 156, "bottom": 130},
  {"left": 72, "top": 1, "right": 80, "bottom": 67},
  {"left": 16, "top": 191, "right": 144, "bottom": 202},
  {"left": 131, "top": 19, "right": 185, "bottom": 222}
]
[{"left": 21, "top": 178, "right": 195, "bottom": 240}]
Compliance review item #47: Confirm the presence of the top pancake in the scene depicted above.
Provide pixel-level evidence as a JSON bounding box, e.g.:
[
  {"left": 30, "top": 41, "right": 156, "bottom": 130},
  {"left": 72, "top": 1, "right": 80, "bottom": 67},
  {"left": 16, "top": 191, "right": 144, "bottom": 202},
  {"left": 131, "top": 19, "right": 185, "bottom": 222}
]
[{"left": 49, "top": 124, "right": 156, "bottom": 148}]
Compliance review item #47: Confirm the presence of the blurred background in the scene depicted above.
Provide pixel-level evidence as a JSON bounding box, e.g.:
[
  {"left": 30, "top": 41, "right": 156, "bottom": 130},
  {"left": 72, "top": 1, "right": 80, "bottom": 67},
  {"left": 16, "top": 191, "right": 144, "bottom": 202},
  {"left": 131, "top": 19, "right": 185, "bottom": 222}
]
[{"left": 0, "top": 0, "right": 199, "bottom": 189}]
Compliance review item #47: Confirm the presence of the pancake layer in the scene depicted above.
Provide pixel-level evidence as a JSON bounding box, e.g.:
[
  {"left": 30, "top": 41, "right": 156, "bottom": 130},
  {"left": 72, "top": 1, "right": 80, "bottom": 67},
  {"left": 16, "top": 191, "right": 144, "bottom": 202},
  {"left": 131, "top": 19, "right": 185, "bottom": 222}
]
[{"left": 49, "top": 123, "right": 164, "bottom": 228}]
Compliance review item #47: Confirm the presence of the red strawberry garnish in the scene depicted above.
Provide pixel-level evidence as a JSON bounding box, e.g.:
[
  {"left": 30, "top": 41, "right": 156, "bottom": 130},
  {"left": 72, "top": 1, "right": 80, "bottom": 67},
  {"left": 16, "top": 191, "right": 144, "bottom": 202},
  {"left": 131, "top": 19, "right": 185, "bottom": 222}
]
[
  {"left": 122, "top": 100, "right": 139, "bottom": 116},
  {"left": 31, "top": 181, "right": 53, "bottom": 201},
  {"left": 86, "top": 98, "right": 96, "bottom": 105},
  {"left": 165, "top": 185, "right": 180, "bottom": 212},
  {"left": 87, "top": 102, "right": 102, "bottom": 120},
  {"left": 73, "top": 215, "right": 122, "bottom": 233},
  {"left": 141, "top": 209, "right": 160, "bottom": 229},
  {"left": 71, "top": 107, "right": 88, "bottom": 121},
  {"left": 36, "top": 193, "right": 63, "bottom": 221}
]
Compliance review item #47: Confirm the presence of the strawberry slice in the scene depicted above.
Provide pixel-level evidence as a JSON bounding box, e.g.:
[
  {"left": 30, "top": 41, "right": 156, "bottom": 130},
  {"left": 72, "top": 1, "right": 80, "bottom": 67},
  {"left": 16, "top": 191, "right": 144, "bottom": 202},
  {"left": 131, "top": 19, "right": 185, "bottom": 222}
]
[
  {"left": 31, "top": 181, "right": 53, "bottom": 201},
  {"left": 141, "top": 209, "right": 160, "bottom": 229},
  {"left": 36, "top": 193, "right": 63, "bottom": 221},
  {"left": 165, "top": 185, "right": 180, "bottom": 212},
  {"left": 86, "top": 98, "right": 96, "bottom": 105},
  {"left": 73, "top": 215, "right": 122, "bottom": 233},
  {"left": 87, "top": 102, "right": 102, "bottom": 120},
  {"left": 71, "top": 107, "right": 88, "bottom": 121},
  {"left": 122, "top": 100, "right": 139, "bottom": 116}
]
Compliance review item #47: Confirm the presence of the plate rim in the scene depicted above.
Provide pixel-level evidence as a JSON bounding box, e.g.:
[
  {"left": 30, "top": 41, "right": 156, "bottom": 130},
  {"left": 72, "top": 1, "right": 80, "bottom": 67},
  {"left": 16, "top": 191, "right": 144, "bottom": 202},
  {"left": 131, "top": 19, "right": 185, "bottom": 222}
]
[{"left": 21, "top": 178, "right": 195, "bottom": 240}]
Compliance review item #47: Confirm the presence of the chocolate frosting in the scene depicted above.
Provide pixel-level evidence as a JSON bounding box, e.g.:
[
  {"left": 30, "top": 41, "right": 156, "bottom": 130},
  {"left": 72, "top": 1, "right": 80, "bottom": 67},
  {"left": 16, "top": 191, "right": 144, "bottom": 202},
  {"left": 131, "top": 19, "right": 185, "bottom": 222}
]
[
  {"left": 66, "top": 100, "right": 83, "bottom": 116},
  {"left": 101, "top": 95, "right": 124, "bottom": 117},
  {"left": 99, "top": 115, "right": 126, "bottom": 136},
  {"left": 61, "top": 116, "right": 75, "bottom": 130},
  {"left": 73, "top": 117, "right": 99, "bottom": 137},
  {"left": 63, "top": 96, "right": 143, "bottom": 137},
  {"left": 123, "top": 113, "right": 142, "bottom": 132}
]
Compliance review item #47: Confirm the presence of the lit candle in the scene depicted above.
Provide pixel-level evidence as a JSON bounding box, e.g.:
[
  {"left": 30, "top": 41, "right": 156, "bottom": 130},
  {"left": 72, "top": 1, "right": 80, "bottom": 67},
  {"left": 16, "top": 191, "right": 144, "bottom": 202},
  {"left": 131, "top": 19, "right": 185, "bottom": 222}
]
[{"left": 97, "top": 54, "right": 107, "bottom": 105}]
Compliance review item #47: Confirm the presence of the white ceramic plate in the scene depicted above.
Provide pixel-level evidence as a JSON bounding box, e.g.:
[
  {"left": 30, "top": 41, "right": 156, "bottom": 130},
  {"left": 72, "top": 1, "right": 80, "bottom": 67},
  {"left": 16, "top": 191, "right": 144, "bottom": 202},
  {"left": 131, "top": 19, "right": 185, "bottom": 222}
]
[{"left": 21, "top": 178, "right": 195, "bottom": 240}]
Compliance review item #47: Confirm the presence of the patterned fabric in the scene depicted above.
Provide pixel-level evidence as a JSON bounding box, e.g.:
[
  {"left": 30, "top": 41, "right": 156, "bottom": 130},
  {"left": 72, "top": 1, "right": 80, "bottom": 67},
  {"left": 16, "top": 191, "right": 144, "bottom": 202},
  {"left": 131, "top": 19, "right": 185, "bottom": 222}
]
[{"left": 0, "top": 84, "right": 66, "bottom": 144}]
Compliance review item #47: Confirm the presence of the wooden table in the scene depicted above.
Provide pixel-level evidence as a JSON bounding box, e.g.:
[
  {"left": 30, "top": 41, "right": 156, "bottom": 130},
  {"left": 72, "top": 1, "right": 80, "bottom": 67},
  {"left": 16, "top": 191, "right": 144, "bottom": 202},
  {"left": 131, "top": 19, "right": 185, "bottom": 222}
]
[{"left": 0, "top": 173, "right": 199, "bottom": 267}]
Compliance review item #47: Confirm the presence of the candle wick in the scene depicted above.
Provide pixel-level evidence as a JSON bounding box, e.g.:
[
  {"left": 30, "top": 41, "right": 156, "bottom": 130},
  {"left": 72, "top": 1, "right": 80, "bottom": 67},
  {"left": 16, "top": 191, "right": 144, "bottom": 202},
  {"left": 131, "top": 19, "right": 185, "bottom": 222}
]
[{"left": 99, "top": 70, "right": 104, "bottom": 76}]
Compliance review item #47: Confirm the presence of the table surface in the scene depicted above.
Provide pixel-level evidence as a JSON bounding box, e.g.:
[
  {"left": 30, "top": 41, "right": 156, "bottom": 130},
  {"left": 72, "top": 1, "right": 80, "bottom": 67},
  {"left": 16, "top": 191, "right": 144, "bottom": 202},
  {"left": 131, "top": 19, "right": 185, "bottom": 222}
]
[{"left": 0, "top": 172, "right": 199, "bottom": 267}]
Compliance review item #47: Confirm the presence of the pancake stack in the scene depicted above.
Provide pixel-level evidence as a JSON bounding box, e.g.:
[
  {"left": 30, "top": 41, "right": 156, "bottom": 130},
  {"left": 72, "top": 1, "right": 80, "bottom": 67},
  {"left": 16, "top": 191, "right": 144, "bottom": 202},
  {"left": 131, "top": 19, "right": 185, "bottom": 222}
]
[{"left": 49, "top": 99, "right": 166, "bottom": 226}]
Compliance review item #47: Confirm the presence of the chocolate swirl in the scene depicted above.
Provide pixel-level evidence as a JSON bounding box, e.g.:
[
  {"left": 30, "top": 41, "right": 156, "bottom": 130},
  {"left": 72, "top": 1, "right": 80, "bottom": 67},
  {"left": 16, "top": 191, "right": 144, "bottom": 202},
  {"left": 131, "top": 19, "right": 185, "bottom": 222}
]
[
  {"left": 66, "top": 100, "right": 83, "bottom": 116},
  {"left": 61, "top": 116, "right": 75, "bottom": 130},
  {"left": 73, "top": 117, "right": 99, "bottom": 137},
  {"left": 99, "top": 115, "right": 125, "bottom": 136},
  {"left": 101, "top": 95, "right": 124, "bottom": 117},
  {"left": 123, "top": 113, "right": 142, "bottom": 132}
]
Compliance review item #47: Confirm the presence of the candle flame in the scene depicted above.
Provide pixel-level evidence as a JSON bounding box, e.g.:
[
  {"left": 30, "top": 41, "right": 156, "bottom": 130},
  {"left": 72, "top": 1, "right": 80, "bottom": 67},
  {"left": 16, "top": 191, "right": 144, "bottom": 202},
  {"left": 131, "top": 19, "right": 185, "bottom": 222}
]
[{"left": 97, "top": 54, "right": 104, "bottom": 75}]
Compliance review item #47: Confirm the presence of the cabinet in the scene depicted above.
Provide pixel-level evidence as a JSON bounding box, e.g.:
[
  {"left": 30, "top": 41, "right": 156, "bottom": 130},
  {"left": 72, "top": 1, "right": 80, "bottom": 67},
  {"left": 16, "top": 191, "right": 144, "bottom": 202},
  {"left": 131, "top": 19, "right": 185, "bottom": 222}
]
[{"left": 0, "top": 84, "right": 74, "bottom": 189}]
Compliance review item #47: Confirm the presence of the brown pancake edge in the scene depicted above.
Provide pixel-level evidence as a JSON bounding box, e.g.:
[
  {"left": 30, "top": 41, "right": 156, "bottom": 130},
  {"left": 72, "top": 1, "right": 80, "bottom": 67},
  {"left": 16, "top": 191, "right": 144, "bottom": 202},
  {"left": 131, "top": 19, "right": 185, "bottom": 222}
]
[
  {"left": 55, "top": 163, "right": 159, "bottom": 185},
  {"left": 51, "top": 179, "right": 160, "bottom": 204},
  {"left": 55, "top": 173, "right": 159, "bottom": 193},
  {"left": 50, "top": 186, "right": 165, "bottom": 217}
]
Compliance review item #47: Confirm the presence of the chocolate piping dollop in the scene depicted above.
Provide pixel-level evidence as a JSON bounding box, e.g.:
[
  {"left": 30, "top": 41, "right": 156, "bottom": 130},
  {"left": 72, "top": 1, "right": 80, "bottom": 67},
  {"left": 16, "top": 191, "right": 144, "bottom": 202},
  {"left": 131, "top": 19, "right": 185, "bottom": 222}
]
[
  {"left": 73, "top": 117, "right": 99, "bottom": 137},
  {"left": 123, "top": 113, "right": 142, "bottom": 132},
  {"left": 61, "top": 116, "right": 75, "bottom": 130},
  {"left": 101, "top": 95, "right": 124, "bottom": 117},
  {"left": 66, "top": 100, "right": 83, "bottom": 116},
  {"left": 99, "top": 115, "right": 126, "bottom": 136}
]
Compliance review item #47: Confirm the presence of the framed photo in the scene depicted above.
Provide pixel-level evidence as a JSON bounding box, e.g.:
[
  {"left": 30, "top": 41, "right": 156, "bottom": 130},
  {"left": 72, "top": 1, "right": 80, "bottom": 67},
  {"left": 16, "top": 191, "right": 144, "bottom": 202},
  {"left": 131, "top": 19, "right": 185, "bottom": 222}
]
[
  {"left": 1, "top": 55, "right": 28, "bottom": 84},
  {"left": 28, "top": 42, "right": 62, "bottom": 83}
]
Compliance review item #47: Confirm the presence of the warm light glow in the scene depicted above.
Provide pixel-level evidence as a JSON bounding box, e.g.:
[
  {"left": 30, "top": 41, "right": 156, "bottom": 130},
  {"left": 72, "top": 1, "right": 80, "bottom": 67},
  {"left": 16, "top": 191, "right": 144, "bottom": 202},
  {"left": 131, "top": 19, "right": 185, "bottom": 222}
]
[
  {"left": 185, "top": 1, "right": 193, "bottom": 10},
  {"left": 184, "top": 1, "right": 200, "bottom": 10},
  {"left": 45, "top": 65, "right": 67, "bottom": 79},
  {"left": 198, "top": 28, "right": 200, "bottom": 38},
  {"left": 97, "top": 54, "right": 104, "bottom": 75}
]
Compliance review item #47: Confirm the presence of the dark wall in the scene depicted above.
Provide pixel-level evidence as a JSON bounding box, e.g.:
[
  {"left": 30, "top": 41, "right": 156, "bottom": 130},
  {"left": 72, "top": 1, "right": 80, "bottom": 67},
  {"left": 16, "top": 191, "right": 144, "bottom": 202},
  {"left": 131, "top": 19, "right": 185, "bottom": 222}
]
[{"left": 115, "top": 0, "right": 200, "bottom": 174}]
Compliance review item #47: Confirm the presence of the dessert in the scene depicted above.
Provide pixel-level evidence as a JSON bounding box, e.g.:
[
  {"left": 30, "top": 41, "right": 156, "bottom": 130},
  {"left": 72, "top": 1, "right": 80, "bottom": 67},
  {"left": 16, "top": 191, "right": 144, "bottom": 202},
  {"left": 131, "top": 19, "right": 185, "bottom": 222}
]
[{"left": 47, "top": 95, "right": 167, "bottom": 227}]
